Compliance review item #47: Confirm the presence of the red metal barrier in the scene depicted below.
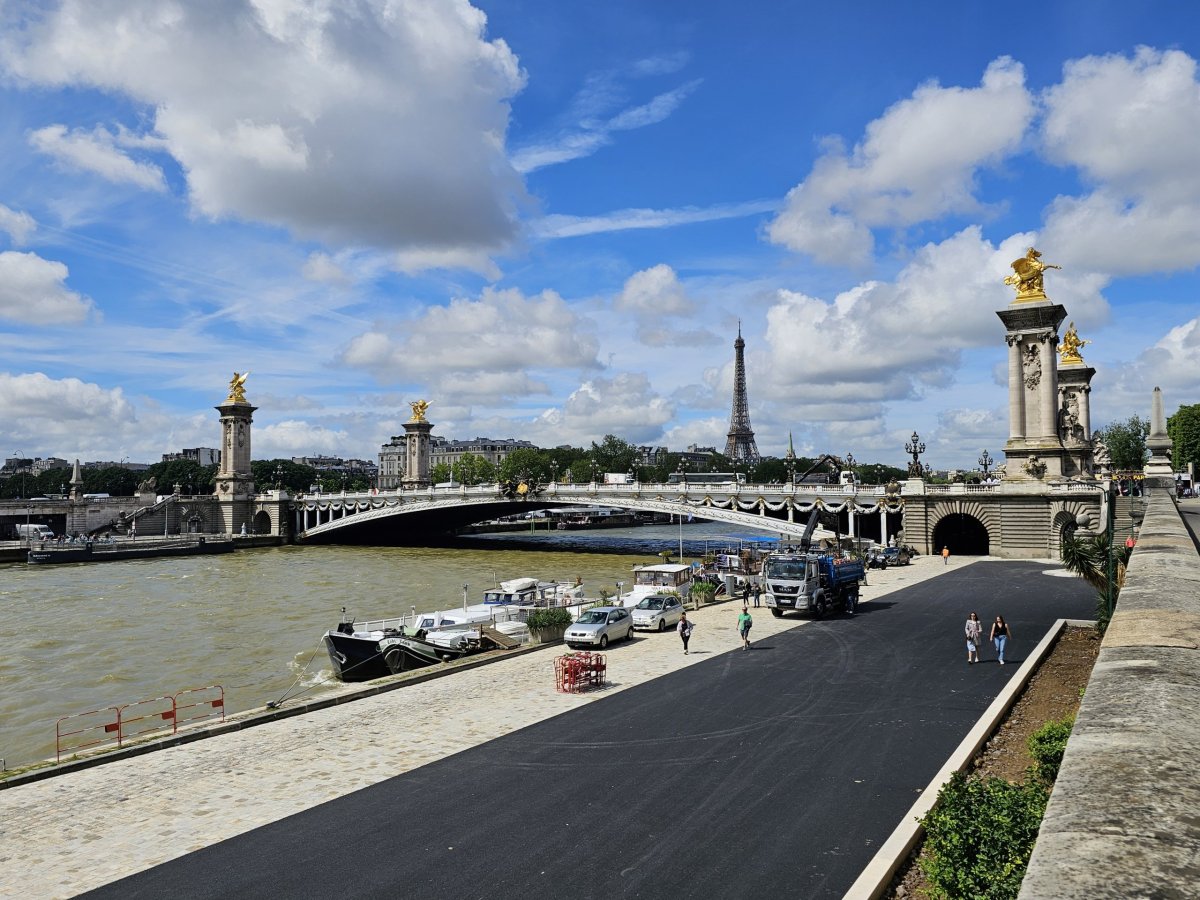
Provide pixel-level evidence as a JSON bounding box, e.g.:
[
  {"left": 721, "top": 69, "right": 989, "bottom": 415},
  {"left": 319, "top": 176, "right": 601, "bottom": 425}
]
[
  {"left": 119, "top": 695, "right": 176, "bottom": 743},
  {"left": 55, "top": 685, "right": 225, "bottom": 762},
  {"left": 175, "top": 685, "right": 225, "bottom": 729},
  {"left": 56, "top": 705, "right": 121, "bottom": 761}
]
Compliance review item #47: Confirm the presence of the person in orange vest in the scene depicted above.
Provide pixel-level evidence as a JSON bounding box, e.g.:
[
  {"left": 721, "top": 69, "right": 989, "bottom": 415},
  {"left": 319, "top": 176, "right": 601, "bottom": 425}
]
[
  {"left": 942, "top": 546, "right": 950, "bottom": 565},
  {"left": 1125, "top": 535, "right": 1136, "bottom": 550}
]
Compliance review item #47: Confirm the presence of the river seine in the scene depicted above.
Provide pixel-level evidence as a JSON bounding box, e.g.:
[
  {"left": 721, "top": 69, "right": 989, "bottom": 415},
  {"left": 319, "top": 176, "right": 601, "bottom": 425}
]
[{"left": 0, "top": 522, "right": 773, "bottom": 769}]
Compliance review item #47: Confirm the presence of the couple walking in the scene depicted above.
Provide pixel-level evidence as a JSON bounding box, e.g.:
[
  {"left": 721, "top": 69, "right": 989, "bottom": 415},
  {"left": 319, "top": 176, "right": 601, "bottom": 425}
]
[{"left": 965, "top": 612, "right": 1012, "bottom": 665}]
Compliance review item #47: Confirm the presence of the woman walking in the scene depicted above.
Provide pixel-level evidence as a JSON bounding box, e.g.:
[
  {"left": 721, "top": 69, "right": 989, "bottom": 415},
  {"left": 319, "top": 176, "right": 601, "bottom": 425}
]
[
  {"left": 964, "top": 612, "right": 982, "bottom": 664},
  {"left": 737, "top": 607, "right": 753, "bottom": 651},
  {"left": 990, "top": 615, "right": 1012, "bottom": 665},
  {"left": 678, "top": 612, "right": 694, "bottom": 654}
]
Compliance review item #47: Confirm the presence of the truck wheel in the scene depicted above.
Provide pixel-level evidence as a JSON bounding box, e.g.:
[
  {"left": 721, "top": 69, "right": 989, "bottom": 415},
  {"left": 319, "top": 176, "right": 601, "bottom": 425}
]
[
  {"left": 771, "top": 608, "right": 783, "bottom": 618},
  {"left": 814, "top": 596, "right": 827, "bottom": 619}
]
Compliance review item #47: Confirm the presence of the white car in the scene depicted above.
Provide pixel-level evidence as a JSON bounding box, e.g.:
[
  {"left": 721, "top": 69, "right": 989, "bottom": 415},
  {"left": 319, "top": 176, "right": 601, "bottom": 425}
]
[
  {"left": 630, "top": 594, "right": 684, "bottom": 632},
  {"left": 565, "top": 606, "right": 634, "bottom": 649}
]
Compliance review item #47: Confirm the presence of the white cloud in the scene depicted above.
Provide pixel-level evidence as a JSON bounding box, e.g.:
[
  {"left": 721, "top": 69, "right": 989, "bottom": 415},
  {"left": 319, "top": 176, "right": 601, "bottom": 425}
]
[
  {"left": 300, "top": 252, "right": 352, "bottom": 285},
  {"left": 2, "top": 0, "right": 526, "bottom": 265},
  {"left": 524, "top": 373, "right": 676, "bottom": 445},
  {"left": 512, "top": 66, "right": 700, "bottom": 173},
  {"left": 1100, "top": 317, "right": 1200, "bottom": 417},
  {"left": 1040, "top": 48, "right": 1200, "bottom": 274},
  {"left": 767, "top": 57, "right": 1034, "bottom": 266},
  {"left": 533, "top": 199, "right": 777, "bottom": 239},
  {"left": 0, "top": 250, "right": 94, "bottom": 324},
  {"left": 0, "top": 372, "right": 134, "bottom": 432},
  {"left": 28, "top": 124, "right": 167, "bottom": 191},
  {"left": 0, "top": 204, "right": 36, "bottom": 244},
  {"left": 759, "top": 227, "right": 1108, "bottom": 412},
  {"left": 255, "top": 420, "right": 350, "bottom": 457},
  {"left": 616, "top": 264, "right": 693, "bottom": 316},
  {"left": 340, "top": 287, "right": 600, "bottom": 397}
]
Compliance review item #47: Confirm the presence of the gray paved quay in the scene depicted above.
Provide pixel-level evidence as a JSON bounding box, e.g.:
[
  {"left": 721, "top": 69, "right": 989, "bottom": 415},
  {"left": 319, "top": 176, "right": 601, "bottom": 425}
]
[{"left": 0, "top": 555, "right": 1094, "bottom": 899}]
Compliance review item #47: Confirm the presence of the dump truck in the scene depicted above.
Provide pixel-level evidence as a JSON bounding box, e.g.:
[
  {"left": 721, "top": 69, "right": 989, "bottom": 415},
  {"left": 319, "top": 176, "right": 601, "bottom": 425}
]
[{"left": 761, "top": 551, "right": 866, "bottom": 618}]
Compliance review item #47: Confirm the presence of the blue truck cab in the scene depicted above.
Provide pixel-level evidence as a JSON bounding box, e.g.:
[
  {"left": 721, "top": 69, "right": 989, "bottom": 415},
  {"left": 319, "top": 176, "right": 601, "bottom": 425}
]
[{"left": 762, "top": 551, "right": 866, "bottom": 618}]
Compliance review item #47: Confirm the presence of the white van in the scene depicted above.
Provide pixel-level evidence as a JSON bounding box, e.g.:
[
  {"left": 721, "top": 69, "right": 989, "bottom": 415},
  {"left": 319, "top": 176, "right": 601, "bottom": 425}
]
[{"left": 16, "top": 524, "right": 55, "bottom": 540}]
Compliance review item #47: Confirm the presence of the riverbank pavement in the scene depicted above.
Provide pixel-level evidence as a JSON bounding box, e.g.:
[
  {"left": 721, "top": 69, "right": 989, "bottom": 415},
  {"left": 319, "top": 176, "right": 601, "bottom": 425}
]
[{"left": 0, "top": 553, "right": 962, "bottom": 898}]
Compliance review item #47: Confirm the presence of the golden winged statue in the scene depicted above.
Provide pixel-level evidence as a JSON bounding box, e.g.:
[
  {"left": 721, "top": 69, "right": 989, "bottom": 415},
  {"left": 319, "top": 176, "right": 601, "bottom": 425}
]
[
  {"left": 1058, "top": 322, "right": 1090, "bottom": 364},
  {"left": 1004, "top": 247, "right": 1060, "bottom": 301},
  {"left": 409, "top": 399, "right": 430, "bottom": 423},
  {"left": 227, "top": 371, "right": 250, "bottom": 403}
]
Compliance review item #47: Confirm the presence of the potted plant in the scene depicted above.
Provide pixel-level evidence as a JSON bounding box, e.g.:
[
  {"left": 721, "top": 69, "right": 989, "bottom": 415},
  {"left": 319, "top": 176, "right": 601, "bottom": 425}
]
[
  {"left": 525, "top": 607, "right": 573, "bottom": 645},
  {"left": 689, "top": 581, "right": 716, "bottom": 609}
]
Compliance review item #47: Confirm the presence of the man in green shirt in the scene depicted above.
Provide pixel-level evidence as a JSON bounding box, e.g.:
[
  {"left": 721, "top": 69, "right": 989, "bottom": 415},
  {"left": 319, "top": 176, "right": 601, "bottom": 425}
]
[{"left": 737, "top": 607, "right": 753, "bottom": 651}]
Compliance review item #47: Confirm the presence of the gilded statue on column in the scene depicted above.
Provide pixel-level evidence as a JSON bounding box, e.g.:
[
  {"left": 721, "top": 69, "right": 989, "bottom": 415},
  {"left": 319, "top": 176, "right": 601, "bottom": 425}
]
[
  {"left": 227, "top": 371, "right": 250, "bottom": 403},
  {"left": 1004, "top": 247, "right": 1060, "bottom": 302},
  {"left": 1058, "top": 322, "right": 1089, "bottom": 364},
  {"left": 409, "top": 399, "right": 430, "bottom": 423}
]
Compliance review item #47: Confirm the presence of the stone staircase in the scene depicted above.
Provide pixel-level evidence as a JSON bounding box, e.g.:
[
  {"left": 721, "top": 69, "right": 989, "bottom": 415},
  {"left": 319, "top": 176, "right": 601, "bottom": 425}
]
[{"left": 1113, "top": 495, "right": 1147, "bottom": 541}]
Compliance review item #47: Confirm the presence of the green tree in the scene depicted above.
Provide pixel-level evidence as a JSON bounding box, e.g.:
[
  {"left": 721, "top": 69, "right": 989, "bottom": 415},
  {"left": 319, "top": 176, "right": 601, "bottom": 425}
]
[
  {"left": 590, "top": 435, "right": 638, "bottom": 474},
  {"left": 1093, "top": 415, "right": 1149, "bottom": 471},
  {"left": 497, "top": 448, "right": 549, "bottom": 482},
  {"left": 429, "top": 462, "right": 452, "bottom": 484},
  {"left": 249, "top": 459, "right": 320, "bottom": 493},
  {"left": 1167, "top": 403, "right": 1200, "bottom": 472},
  {"left": 452, "top": 452, "right": 496, "bottom": 485},
  {"left": 83, "top": 466, "right": 141, "bottom": 496}
]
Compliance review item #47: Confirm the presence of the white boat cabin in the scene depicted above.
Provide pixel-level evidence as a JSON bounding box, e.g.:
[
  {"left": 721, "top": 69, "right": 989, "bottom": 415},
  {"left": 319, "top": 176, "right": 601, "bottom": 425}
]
[{"left": 620, "top": 563, "right": 694, "bottom": 605}]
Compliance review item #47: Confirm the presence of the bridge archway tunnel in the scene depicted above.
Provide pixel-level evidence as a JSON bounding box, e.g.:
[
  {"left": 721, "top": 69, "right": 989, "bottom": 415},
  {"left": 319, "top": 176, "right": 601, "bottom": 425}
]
[
  {"left": 253, "top": 510, "right": 272, "bottom": 535},
  {"left": 932, "top": 513, "right": 990, "bottom": 556}
]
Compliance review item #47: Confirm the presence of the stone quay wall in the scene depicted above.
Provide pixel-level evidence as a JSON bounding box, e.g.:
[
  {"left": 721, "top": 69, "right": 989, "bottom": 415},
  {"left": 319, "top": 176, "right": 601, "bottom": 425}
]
[{"left": 1019, "top": 490, "right": 1200, "bottom": 898}]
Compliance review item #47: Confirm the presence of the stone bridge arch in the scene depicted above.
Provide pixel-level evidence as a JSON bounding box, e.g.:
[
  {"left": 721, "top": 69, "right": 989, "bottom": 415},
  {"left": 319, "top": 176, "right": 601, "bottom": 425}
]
[{"left": 930, "top": 499, "right": 996, "bottom": 557}]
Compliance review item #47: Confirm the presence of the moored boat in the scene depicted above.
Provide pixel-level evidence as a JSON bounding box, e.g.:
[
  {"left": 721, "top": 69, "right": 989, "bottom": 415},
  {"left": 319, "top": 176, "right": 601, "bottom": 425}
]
[{"left": 27, "top": 537, "right": 234, "bottom": 565}]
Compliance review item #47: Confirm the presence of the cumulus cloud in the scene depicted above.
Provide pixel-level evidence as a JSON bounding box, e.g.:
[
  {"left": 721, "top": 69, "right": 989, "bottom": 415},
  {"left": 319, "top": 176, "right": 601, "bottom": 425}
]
[
  {"left": 29, "top": 124, "right": 167, "bottom": 191},
  {"left": 767, "top": 58, "right": 1033, "bottom": 266},
  {"left": 616, "top": 264, "right": 693, "bottom": 316},
  {"left": 759, "top": 227, "right": 1108, "bottom": 412},
  {"left": 0, "top": 251, "right": 94, "bottom": 324},
  {"left": 1099, "top": 317, "right": 1200, "bottom": 417},
  {"left": 340, "top": 287, "right": 600, "bottom": 398},
  {"left": 0, "top": 203, "right": 36, "bottom": 244},
  {"left": 255, "top": 420, "right": 350, "bottom": 457},
  {"left": 1, "top": 0, "right": 526, "bottom": 265},
  {"left": 0, "top": 372, "right": 134, "bottom": 431},
  {"left": 300, "top": 252, "right": 352, "bottom": 285},
  {"left": 1039, "top": 48, "right": 1200, "bottom": 274},
  {"left": 523, "top": 373, "right": 676, "bottom": 445}
]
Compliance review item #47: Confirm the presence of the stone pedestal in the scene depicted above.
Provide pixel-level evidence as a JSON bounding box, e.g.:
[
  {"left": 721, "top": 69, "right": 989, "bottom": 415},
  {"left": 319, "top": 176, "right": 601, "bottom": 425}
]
[
  {"left": 402, "top": 419, "right": 433, "bottom": 489},
  {"left": 997, "top": 301, "right": 1068, "bottom": 481},
  {"left": 1145, "top": 387, "right": 1175, "bottom": 490},
  {"left": 214, "top": 399, "right": 257, "bottom": 533},
  {"left": 1057, "top": 362, "right": 1096, "bottom": 479}
]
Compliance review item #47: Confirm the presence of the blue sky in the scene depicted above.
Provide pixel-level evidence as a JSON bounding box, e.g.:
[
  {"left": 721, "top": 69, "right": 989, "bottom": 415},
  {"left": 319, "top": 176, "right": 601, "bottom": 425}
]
[{"left": 1, "top": 0, "right": 1198, "bottom": 470}]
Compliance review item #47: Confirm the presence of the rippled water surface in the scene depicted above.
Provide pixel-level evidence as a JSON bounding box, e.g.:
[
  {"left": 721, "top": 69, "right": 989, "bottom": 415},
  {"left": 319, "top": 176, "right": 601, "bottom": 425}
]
[{"left": 0, "top": 522, "right": 775, "bottom": 768}]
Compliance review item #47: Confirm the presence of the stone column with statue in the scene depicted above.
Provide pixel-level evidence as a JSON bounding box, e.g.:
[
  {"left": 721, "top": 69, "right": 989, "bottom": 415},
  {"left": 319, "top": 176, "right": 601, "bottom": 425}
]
[
  {"left": 402, "top": 399, "right": 434, "bottom": 489},
  {"left": 213, "top": 371, "right": 257, "bottom": 534},
  {"left": 996, "top": 248, "right": 1069, "bottom": 480},
  {"left": 1055, "top": 322, "right": 1097, "bottom": 478}
]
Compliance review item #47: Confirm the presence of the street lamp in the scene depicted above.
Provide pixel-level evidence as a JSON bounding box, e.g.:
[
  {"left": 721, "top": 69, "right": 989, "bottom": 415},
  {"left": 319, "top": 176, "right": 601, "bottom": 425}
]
[
  {"left": 845, "top": 451, "right": 856, "bottom": 483},
  {"left": 905, "top": 431, "right": 927, "bottom": 478},
  {"left": 978, "top": 449, "right": 994, "bottom": 480},
  {"left": 275, "top": 464, "right": 284, "bottom": 491}
]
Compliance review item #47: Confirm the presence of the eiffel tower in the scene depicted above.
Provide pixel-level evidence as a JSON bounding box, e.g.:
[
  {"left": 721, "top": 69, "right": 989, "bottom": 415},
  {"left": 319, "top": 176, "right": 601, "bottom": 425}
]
[{"left": 724, "top": 322, "right": 760, "bottom": 463}]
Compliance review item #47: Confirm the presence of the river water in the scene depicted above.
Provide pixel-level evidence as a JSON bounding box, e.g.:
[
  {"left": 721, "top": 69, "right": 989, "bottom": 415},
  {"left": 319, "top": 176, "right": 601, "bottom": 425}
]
[{"left": 0, "top": 522, "right": 776, "bottom": 769}]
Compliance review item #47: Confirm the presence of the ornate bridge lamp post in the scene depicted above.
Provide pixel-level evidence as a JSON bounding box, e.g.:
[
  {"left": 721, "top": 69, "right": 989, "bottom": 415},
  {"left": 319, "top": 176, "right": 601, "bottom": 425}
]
[
  {"left": 274, "top": 464, "right": 284, "bottom": 492},
  {"left": 677, "top": 459, "right": 688, "bottom": 487},
  {"left": 978, "top": 449, "right": 993, "bottom": 481},
  {"left": 905, "top": 431, "right": 927, "bottom": 478},
  {"left": 844, "top": 451, "right": 856, "bottom": 484},
  {"left": 550, "top": 462, "right": 558, "bottom": 485}
]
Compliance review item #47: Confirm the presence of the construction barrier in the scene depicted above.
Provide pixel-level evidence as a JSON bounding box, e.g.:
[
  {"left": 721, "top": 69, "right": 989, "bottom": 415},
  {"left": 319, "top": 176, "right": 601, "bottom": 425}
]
[
  {"left": 554, "top": 652, "right": 606, "bottom": 693},
  {"left": 56, "top": 685, "right": 225, "bottom": 762}
]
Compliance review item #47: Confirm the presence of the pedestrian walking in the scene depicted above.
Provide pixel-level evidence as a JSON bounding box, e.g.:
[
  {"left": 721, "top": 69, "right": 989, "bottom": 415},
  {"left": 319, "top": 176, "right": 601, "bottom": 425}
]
[
  {"left": 737, "top": 607, "right": 753, "bottom": 650},
  {"left": 741, "top": 581, "right": 751, "bottom": 604},
  {"left": 965, "top": 612, "right": 982, "bottom": 664},
  {"left": 678, "top": 612, "right": 694, "bottom": 654},
  {"left": 941, "top": 546, "right": 950, "bottom": 565},
  {"left": 990, "top": 615, "right": 1012, "bottom": 665},
  {"left": 752, "top": 583, "right": 762, "bottom": 608}
]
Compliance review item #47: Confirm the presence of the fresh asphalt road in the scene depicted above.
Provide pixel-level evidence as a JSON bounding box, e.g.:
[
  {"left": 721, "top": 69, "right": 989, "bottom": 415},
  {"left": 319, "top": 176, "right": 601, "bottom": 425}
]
[{"left": 86, "top": 560, "right": 1094, "bottom": 900}]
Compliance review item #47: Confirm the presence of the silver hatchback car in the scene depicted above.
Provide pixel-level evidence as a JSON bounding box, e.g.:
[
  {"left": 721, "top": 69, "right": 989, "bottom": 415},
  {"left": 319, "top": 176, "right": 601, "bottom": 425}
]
[
  {"left": 631, "top": 594, "right": 684, "bottom": 631},
  {"left": 565, "top": 606, "right": 635, "bottom": 649}
]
